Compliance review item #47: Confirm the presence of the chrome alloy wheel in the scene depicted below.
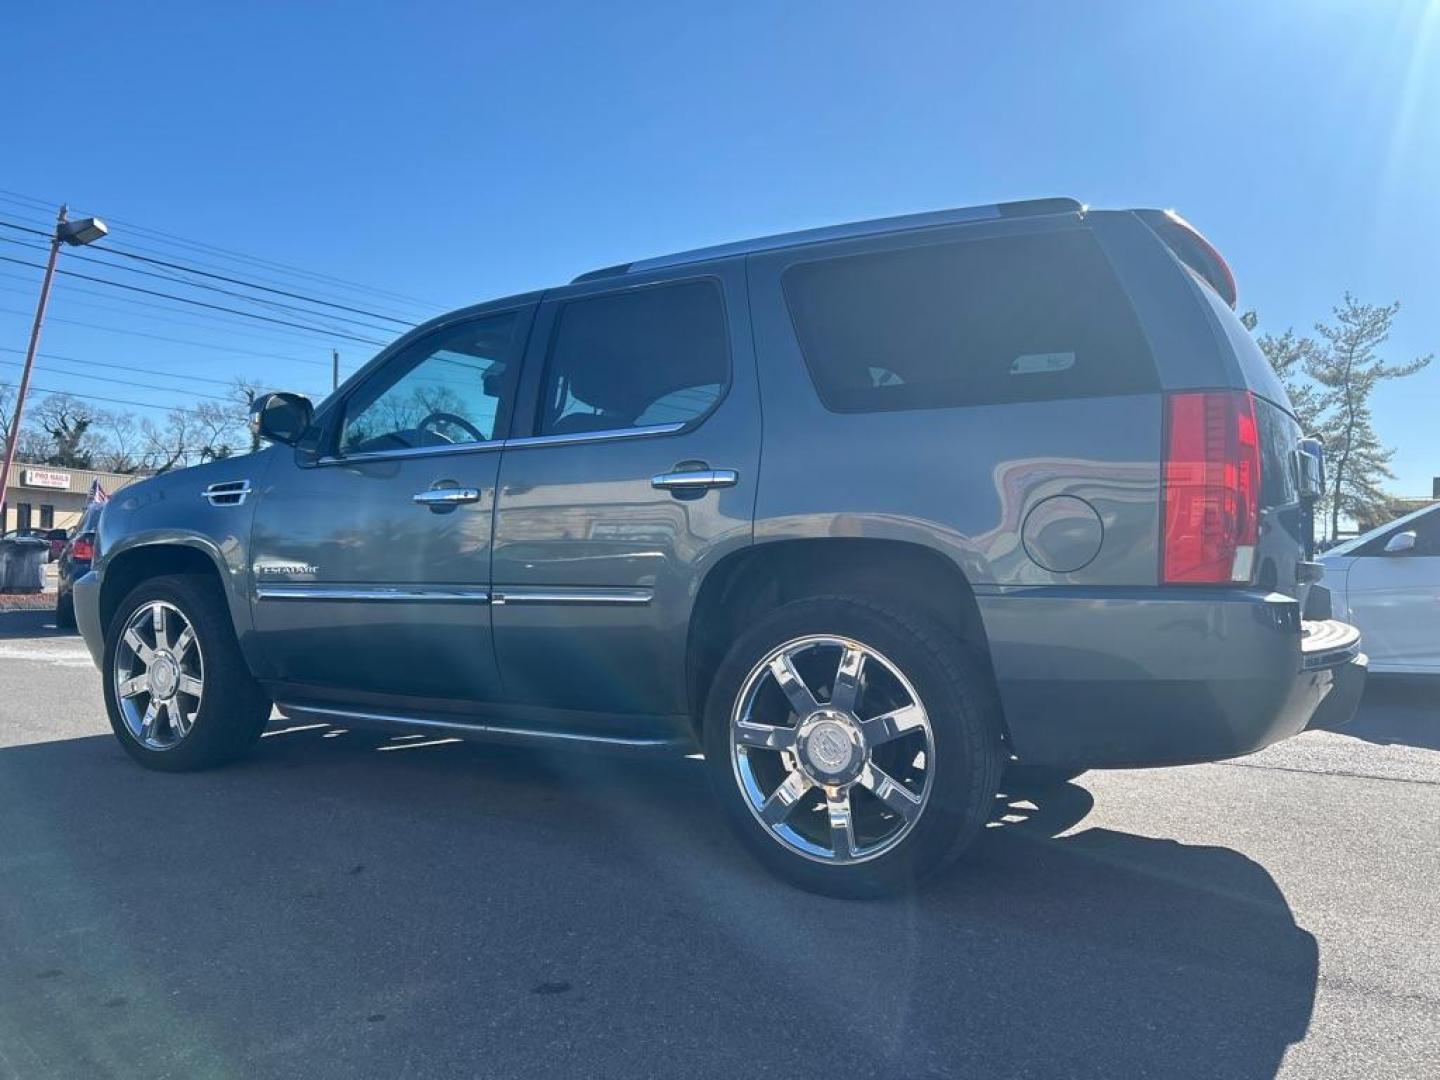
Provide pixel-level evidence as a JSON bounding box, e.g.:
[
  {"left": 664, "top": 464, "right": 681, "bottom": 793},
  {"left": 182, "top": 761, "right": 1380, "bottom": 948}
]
[
  {"left": 112, "top": 600, "right": 204, "bottom": 751},
  {"left": 730, "top": 635, "right": 935, "bottom": 865}
]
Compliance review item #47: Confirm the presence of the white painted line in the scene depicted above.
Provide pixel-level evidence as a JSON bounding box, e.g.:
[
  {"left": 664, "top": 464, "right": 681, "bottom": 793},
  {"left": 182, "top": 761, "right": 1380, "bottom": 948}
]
[{"left": 0, "top": 644, "right": 94, "bottom": 667}]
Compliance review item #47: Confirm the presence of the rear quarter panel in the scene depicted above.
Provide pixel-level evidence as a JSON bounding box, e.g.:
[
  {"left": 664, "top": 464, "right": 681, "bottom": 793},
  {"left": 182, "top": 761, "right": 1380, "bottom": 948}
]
[{"left": 745, "top": 220, "right": 1162, "bottom": 589}]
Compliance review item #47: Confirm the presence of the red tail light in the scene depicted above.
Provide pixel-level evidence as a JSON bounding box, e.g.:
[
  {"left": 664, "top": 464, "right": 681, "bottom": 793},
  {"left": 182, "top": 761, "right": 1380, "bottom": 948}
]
[
  {"left": 1162, "top": 391, "right": 1261, "bottom": 584},
  {"left": 70, "top": 536, "right": 94, "bottom": 562}
]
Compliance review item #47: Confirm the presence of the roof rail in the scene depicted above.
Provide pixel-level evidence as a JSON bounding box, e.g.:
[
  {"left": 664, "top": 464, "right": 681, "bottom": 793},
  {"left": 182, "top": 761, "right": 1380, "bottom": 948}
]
[{"left": 570, "top": 197, "right": 1084, "bottom": 284}]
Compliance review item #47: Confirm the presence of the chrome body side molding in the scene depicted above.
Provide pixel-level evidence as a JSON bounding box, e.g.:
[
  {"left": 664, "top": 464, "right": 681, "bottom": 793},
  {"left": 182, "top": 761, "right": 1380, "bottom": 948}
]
[
  {"left": 490, "top": 586, "right": 653, "bottom": 606},
  {"left": 252, "top": 584, "right": 652, "bottom": 605},
  {"left": 255, "top": 585, "right": 491, "bottom": 603}
]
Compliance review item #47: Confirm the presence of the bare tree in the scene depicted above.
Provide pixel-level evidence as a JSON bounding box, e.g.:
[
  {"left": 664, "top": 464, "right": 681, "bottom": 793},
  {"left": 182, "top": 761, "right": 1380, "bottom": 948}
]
[
  {"left": 0, "top": 381, "right": 14, "bottom": 449},
  {"left": 191, "top": 401, "right": 243, "bottom": 462},
  {"left": 140, "top": 409, "right": 196, "bottom": 473},
  {"left": 93, "top": 410, "right": 146, "bottom": 473},
  {"left": 30, "top": 393, "right": 99, "bottom": 468},
  {"left": 231, "top": 378, "right": 267, "bottom": 453}
]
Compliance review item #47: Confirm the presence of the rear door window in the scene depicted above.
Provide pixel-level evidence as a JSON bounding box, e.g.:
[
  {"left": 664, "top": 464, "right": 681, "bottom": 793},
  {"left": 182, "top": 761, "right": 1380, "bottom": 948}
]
[
  {"left": 782, "top": 229, "right": 1157, "bottom": 412},
  {"left": 538, "top": 281, "right": 729, "bottom": 436}
]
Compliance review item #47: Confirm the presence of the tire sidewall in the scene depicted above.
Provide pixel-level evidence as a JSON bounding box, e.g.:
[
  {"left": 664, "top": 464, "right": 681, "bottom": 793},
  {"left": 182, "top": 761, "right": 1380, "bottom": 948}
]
[
  {"left": 703, "top": 597, "right": 1001, "bottom": 898},
  {"left": 102, "top": 573, "right": 265, "bottom": 772}
]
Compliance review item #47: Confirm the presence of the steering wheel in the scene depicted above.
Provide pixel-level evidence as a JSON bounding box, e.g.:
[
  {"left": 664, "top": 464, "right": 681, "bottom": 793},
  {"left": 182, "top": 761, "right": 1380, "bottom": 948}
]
[{"left": 418, "top": 411, "right": 485, "bottom": 443}]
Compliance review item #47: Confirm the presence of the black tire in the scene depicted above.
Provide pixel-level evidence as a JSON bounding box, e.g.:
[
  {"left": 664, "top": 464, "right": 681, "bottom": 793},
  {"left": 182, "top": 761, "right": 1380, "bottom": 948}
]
[
  {"left": 1003, "top": 764, "right": 1086, "bottom": 791},
  {"left": 702, "top": 596, "right": 1004, "bottom": 899},
  {"left": 54, "top": 591, "right": 76, "bottom": 630},
  {"left": 102, "top": 573, "right": 271, "bottom": 772}
]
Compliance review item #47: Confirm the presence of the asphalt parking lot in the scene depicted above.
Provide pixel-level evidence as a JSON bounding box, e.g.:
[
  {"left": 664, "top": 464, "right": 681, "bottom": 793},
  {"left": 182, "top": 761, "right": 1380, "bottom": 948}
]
[{"left": 0, "top": 609, "right": 1436, "bottom": 1080}]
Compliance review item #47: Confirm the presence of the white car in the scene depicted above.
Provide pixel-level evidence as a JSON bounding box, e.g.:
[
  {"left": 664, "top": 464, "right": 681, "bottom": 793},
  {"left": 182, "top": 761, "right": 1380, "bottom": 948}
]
[{"left": 1321, "top": 503, "right": 1440, "bottom": 675}]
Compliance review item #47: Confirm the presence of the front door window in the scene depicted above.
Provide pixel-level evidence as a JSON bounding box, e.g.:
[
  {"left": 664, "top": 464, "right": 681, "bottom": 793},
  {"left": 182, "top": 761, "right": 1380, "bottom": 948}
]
[{"left": 340, "top": 311, "right": 525, "bottom": 455}]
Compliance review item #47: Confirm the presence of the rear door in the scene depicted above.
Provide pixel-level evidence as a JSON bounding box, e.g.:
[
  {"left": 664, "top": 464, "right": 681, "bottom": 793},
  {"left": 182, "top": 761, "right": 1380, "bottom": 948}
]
[{"left": 490, "top": 262, "right": 759, "bottom": 725}]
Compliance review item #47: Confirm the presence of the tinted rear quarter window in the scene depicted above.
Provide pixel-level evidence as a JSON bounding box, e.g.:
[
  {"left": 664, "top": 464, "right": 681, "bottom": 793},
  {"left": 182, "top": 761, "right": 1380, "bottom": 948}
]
[{"left": 783, "top": 229, "right": 1157, "bottom": 412}]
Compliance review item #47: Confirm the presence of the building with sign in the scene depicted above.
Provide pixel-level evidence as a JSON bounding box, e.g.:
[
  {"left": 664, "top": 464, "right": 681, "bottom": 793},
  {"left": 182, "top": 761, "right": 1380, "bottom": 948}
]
[{"left": 2, "top": 466, "right": 144, "bottom": 534}]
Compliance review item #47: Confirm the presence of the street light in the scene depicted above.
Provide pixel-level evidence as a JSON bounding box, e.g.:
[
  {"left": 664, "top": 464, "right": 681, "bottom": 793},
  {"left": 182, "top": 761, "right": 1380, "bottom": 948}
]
[
  {"left": 0, "top": 205, "right": 109, "bottom": 532},
  {"left": 58, "top": 217, "right": 108, "bottom": 247}
]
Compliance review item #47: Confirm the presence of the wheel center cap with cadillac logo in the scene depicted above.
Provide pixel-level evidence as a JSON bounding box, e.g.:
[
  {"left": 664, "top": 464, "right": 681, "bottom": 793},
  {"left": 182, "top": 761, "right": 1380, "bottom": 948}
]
[
  {"left": 798, "top": 711, "right": 863, "bottom": 783},
  {"left": 149, "top": 653, "right": 179, "bottom": 699}
]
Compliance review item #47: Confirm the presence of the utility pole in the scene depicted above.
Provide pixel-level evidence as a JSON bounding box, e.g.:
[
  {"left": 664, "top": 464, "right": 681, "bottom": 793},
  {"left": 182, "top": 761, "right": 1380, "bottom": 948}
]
[
  {"left": 0, "top": 205, "right": 108, "bottom": 531},
  {"left": 1, "top": 206, "right": 66, "bottom": 532},
  {"left": 332, "top": 349, "right": 340, "bottom": 392}
]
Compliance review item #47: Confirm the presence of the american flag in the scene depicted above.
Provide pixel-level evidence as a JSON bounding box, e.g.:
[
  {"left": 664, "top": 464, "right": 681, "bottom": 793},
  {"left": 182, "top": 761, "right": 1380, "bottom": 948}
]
[{"left": 87, "top": 479, "right": 109, "bottom": 506}]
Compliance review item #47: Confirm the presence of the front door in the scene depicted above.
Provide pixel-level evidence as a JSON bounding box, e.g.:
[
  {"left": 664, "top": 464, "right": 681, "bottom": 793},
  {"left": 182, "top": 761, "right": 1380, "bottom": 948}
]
[
  {"left": 491, "top": 267, "right": 760, "bottom": 723},
  {"left": 249, "top": 304, "right": 533, "bottom": 703},
  {"left": 1342, "top": 508, "right": 1440, "bottom": 673}
]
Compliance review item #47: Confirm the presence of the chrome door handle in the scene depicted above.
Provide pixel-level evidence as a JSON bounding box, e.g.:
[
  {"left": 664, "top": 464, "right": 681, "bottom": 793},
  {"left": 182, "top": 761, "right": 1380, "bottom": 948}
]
[
  {"left": 413, "top": 488, "right": 481, "bottom": 506},
  {"left": 650, "top": 469, "right": 739, "bottom": 492}
]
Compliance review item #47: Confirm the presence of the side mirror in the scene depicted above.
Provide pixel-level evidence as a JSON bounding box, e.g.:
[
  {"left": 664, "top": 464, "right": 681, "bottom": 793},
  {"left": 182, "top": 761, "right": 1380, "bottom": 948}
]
[
  {"left": 1383, "top": 530, "right": 1417, "bottom": 555},
  {"left": 1297, "top": 437, "right": 1325, "bottom": 501},
  {"left": 249, "top": 392, "right": 314, "bottom": 447}
]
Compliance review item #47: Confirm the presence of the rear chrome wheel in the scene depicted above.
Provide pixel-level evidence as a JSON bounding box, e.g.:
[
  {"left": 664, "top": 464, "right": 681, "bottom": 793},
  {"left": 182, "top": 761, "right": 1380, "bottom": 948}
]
[
  {"left": 113, "top": 600, "right": 204, "bottom": 751},
  {"left": 731, "top": 635, "right": 935, "bottom": 864},
  {"left": 704, "top": 596, "right": 1004, "bottom": 898}
]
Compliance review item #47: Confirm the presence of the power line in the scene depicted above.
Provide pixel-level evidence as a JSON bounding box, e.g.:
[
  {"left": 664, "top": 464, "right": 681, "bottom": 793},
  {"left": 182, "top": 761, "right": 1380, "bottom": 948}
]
[
  {"left": 0, "top": 227, "right": 414, "bottom": 333},
  {"left": 0, "top": 230, "right": 417, "bottom": 336},
  {"left": 0, "top": 306, "right": 338, "bottom": 368},
  {"left": 92, "top": 242, "right": 418, "bottom": 326},
  {"left": 0, "top": 198, "right": 436, "bottom": 322},
  {"left": 0, "top": 275, "right": 384, "bottom": 355},
  {"left": 0, "top": 187, "right": 444, "bottom": 310},
  {"left": 0, "top": 252, "right": 388, "bottom": 345},
  {"left": 0, "top": 346, "right": 235, "bottom": 388},
  {"left": 17, "top": 383, "right": 227, "bottom": 417},
  {"left": 0, "top": 346, "right": 327, "bottom": 398},
  {"left": 0, "top": 357, "right": 237, "bottom": 403}
]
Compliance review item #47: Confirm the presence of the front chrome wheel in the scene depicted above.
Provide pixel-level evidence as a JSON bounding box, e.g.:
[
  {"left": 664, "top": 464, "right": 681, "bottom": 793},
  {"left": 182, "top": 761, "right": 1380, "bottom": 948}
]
[
  {"left": 730, "top": 634, "right": 935, "bottom": 865},
  {"left": 112, "top": 600, "right": 204, "bottom": 751}
]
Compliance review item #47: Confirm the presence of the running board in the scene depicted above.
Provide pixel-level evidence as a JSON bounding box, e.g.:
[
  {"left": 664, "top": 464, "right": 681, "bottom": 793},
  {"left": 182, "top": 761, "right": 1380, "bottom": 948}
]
[{"left": 273, "top": 701, "right": 694, "bottom": 755}]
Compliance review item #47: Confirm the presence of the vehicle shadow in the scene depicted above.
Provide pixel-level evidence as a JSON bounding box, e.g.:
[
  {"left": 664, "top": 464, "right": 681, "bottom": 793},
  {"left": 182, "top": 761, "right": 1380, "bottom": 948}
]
[
  {"left": 1340, "top": 677, "right": 1440, "bottom": 752},
  {"left": 0, "top": 726, "right": 1317, "bottom": 1080},
  {"left": 0, "top": 608, "right": 70, "bottom": 640}
]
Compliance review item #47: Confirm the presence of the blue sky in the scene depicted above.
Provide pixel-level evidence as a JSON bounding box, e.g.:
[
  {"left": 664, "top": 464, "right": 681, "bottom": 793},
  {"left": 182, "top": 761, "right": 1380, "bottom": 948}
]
[{"left": 3, "top": 1, "right": 1438, "bottom": 492}]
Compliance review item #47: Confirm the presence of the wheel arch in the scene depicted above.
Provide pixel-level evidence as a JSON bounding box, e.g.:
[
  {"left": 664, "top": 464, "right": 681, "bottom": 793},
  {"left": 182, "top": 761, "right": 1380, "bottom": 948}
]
[
  {"left": 685, "top": 537, "right": 1005, "bottom": 739},
  {"left": 98, "top": 536, "right": 240, "bottom": 640}
]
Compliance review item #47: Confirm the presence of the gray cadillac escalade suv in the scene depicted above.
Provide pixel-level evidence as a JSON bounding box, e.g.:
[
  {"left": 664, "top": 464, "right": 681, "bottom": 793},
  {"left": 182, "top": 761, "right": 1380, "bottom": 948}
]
[{"left": 73, "top": 198, "right": 1365, "bottom": 896}]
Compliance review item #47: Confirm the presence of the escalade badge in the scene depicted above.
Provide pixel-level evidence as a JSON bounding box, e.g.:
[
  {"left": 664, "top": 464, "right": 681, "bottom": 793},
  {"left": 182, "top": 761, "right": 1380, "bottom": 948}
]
[{"left": 254, "top": 561, "right": 319, "bottom": 577}]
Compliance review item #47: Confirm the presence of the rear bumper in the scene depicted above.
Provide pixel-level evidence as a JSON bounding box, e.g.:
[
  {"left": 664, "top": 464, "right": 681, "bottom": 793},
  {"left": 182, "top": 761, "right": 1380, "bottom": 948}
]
[
  {"left": 977, "top": 588, "right": 1366, "bottom": 768},
  {"left": 1301, "top": 620, "right": 1367, "bottom": 733}
]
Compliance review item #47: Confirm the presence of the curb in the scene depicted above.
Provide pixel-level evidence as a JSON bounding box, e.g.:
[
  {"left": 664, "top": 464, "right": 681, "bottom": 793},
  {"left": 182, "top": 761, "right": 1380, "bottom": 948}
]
[{"left": 0, "top": 594, "right": 57, "bottom": 612}]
